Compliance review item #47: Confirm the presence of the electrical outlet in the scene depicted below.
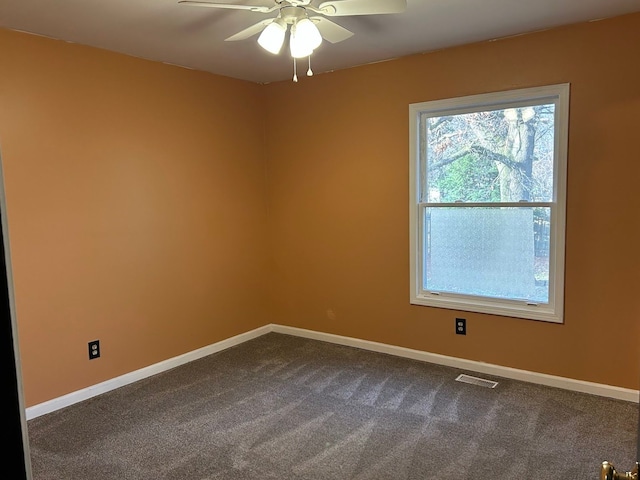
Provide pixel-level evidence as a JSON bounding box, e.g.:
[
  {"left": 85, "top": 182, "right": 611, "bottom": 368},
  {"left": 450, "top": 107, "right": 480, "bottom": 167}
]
[
  {"left": 455, "top": 318, "right": 466, "bottom": 335},
  {"left": 88, "top": 340, "right": 100, "bottom": 360}
]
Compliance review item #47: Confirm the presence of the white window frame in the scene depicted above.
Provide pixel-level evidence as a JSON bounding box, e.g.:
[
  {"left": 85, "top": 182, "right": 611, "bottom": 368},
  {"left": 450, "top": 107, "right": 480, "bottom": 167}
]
[{"left": 409, "top": 84, "right": 569, "bottom": 323}]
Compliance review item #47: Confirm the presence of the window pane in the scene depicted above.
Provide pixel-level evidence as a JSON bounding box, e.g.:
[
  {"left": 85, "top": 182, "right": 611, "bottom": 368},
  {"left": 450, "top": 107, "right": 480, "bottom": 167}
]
[
  {"left": 425, "top": 104, "right": 555, "bottom": 203},
  {"left": 424, "top": 207, "right": 550, "bottom": 303}
]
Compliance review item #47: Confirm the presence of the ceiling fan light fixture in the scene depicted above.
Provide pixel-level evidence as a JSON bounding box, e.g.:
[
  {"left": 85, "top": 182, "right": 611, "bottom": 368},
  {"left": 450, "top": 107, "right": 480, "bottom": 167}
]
[
  {"left": 180, "top": 0, "right": 406, "bottom": 77},
  {"left": 297, "top": 18, "right": 323, "bottom": 49},
  {"left": 257, "top": 19, "right": 286, "bottom": 54},
  {"left": 289, "top": 18, "right": 322, "bottom": 58}
]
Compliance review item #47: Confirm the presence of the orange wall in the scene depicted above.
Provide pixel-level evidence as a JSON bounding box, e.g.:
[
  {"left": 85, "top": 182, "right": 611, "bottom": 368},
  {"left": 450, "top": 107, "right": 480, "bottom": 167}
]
[
  {"left": 264, "top": 13, "right": 640, "bottom": 390},
  {"left": 2, "top": 12, "right": 640, "bottom": 408},
  {"left": 0, "top": 29, "right": 270, "bottom": 406}
]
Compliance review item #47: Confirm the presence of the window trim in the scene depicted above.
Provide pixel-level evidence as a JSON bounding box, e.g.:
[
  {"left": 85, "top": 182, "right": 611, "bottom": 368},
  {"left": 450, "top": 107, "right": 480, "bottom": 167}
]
[{"left": 409, "top": 84, "right": 570, "bottom": 323}]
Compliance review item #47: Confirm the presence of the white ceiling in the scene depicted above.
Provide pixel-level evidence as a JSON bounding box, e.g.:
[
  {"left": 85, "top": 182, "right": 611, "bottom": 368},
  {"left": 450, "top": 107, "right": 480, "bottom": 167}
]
[{"left": 1, "top": 0, "right": 639, "bottom": 84}]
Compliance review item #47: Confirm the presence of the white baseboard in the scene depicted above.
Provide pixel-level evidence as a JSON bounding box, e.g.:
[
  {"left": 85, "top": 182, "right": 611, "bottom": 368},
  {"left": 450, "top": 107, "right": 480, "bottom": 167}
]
[
  {"left": 271, "top": 324, "right": 639, "bottom": 403},
  {"left": 25, "top": 325, "right": 272, "bottom": 420},
  {"left": 26, "top": 323, "right": 638, "bottom": 419}
]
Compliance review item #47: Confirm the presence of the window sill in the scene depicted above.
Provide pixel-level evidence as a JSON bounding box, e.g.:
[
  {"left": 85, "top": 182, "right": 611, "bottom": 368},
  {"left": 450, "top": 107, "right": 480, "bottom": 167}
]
[{"left": 410, "top": 292, "right": 563, "bottom": 324}]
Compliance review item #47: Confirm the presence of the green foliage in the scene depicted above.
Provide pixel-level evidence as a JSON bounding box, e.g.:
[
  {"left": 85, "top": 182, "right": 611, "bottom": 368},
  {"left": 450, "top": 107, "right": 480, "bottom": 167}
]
[{"left": 434, "top": 154, "right": 500, "bottom": 202}]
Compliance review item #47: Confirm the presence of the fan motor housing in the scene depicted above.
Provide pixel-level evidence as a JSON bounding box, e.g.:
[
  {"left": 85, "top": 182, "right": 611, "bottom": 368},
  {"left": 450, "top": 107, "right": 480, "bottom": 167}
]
[{"left": 280, "top": 5, "right": 308, "bottom": 23}]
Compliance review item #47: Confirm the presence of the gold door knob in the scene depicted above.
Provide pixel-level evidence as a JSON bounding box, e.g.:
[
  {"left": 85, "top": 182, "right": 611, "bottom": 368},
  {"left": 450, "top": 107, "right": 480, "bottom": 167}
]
[{"left": 601, "top": 461, "right": 639, "bottom": 480}]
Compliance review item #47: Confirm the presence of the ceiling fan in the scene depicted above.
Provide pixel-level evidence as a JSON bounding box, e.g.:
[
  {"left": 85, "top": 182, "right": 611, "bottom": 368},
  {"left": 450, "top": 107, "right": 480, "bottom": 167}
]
[{"left": 178, "top": 0, "right": 407, "bottom": 81}]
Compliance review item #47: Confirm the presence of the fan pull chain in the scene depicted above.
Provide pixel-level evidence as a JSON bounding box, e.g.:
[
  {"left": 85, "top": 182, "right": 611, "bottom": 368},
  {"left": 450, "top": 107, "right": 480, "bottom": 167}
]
[
  {"left": 293, "top": 57, "right": 298, "bottom": 82},
  {"left": 307, "top": 56, "right": 313, "bottom": 76}
]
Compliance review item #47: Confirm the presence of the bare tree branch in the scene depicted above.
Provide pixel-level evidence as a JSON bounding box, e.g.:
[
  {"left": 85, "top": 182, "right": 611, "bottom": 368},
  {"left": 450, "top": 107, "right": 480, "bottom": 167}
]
[
  {"left": 430, "top": 148, "right": 473, "bottom": 171},
  {"left": 469, "top": 145, "right": 526, "bottom": 173}
]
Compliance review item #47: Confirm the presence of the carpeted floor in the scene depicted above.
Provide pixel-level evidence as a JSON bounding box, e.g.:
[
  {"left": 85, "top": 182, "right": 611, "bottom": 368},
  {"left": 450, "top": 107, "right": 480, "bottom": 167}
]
[{"left": 27, "top": 333, "right": 638, "bottom": 479}]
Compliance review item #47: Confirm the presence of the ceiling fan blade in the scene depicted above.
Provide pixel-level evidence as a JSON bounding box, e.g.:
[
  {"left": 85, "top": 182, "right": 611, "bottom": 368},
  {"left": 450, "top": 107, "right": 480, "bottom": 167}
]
[
  {"left": 225, "top": 18, "right": 274, "bottom": 41},
  {"left": 317, "top": 0, "right": 406, "bottom": 16},
  {"left": 177, "top": 1, "right": 275, "bottom": 13},
  {"left": 310, "top": 17, "right": 353, "bottom": 43}
]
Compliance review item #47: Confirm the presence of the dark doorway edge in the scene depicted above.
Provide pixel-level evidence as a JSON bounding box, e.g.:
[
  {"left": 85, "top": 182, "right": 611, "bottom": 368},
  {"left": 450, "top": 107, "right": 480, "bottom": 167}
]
[{"left": 0, "top": 149, "right": 32, "bottom": 479}]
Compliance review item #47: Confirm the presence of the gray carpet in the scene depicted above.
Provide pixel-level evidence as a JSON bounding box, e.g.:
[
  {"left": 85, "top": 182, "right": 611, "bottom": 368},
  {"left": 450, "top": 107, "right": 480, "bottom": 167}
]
[{"left": 27, "top": 333, "right": 638, "bottom": 479}]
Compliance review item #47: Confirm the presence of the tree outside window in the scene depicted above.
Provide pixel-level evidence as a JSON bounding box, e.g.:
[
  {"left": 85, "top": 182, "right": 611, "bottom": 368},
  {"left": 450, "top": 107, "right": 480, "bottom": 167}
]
[{"left": 409, "top": 84, "right": 569, "bottom": 323}]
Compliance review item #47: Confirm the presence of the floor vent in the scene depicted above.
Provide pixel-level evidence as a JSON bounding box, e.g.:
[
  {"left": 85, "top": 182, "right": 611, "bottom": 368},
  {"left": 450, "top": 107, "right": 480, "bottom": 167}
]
[{"left": 455, "top": 374, "right": 498, "bottom": 389}]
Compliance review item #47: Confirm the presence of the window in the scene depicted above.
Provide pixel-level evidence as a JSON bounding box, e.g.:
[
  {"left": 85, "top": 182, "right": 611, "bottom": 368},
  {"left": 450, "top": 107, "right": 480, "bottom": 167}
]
[{"left": 409, "top": 84, "right": 569, "bottom": 323}]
